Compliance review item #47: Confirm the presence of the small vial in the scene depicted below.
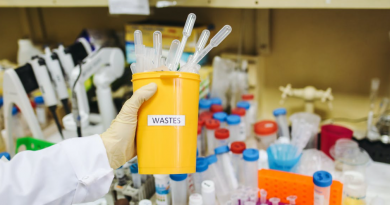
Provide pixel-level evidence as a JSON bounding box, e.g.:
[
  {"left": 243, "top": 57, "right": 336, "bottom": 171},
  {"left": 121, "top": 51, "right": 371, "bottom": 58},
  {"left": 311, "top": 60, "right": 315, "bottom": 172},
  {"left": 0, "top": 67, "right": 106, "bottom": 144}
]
[
  {"left": 231, "top": 108, "right": 247, "bottom": 140},
  {"left": 230, "top": 141, "right": 246, "bottom": 184},
  {"left": 211, "top": 104, "right": 224, "bottom": 113},
  {"left": 189, "top": 193, "right": 203, "bottom": 205},
  {"left": 194, "top": 158, "right": 209, "bottom": 193},
  {"left": 215, "top": 128, "right": 230, "bottom": 147},
  {"left": 154, "top": 174, "right": 171, "bottom": 205},
  {"left": 170, "top": 174, "right": 188, "bottom": 205},
  {"left": 287, "top": 195, "right": 297, "bottom": 205},
  {"left": 199, "top": 99, "right": 212, "bottom": 114},
  {"left": 139, "top": 199, "right": 152, "bottom": 205},
  {"left": 313, "top": 171, "right": 332, "bottom": 205},
  {"left": 201, "top": 180, "right": 216, "bottom": 205},
  {"left": 260, "top": 189, "right": 267, "bottom": 204},
  {"left": 130, "top": 163, "right": 141, "bottom": 189},
  {"left": 214, "top": 145, "right": 238, "bottom": 190},
  {"left": 213, "top": 112, "right": 228, "bottom": 128},
  {"left": 273, "top": 108, "right": 290, "bottom": 138},
  {"left": 236, "top": 101, "right": 251, "bottom": 136},
  {"left": 243, "top": 149, "right": 259, "bottom": 188},
  {"left": 205, "top": 119, "right": 220, "bottom": 155},
  {"left": 115, "top": 166, "right": 127, "bottom": 186},
  {"left": 227, "top": 115, "right": 242, "bottom": 142},
  {"left": 269, "top": 197, "right": 280, "bottom": 205},
  {"left": 34, "top": 96, "right": 47, "bottom": 127}
]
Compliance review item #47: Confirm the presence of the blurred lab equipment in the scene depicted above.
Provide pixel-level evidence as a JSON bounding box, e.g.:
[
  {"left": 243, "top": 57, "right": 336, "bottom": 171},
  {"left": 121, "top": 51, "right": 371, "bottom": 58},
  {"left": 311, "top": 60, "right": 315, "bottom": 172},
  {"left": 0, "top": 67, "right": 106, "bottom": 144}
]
[
  {"left": 201, "top": 180, "right": 216, "bottom": 205},
  {"left": 17, "top": 39, "right": 43, "bottom": 66},
  {"left": 214, "top": 145, "right": 238, "bottom": 190},
  {"left": 199, "top": 99, "right": 212, "bottom": 114},
  {"left": 189, "top": 193, "right": 203, "bottom": 205},
  {"left": 293, "top": 149, "right": 335, "bottom": 177},
  {"left": 254, "top": 120, "right": 278, "bottom": 149},
  {"left": 226, "top": 115, "right": 241, "bottom": 142},
  {"left": 273, "top": 108, "right": 290, "bottom": 138},
  {"left": 131, "top": 163, "right": 141, "bottom": 189},
  {"left": 205, "top": 119, "right": 220, "bottom": 155},
  {"left": 367, "top": 78, "right": 380, "bottom": 141},
  {"left": 290, "top": 112, "right": 321, "bottom": 149},
  {"left": 210, "top": 104, "right": 224, "bottom": 113},
  {"left": 269, "top": 197, "right": 281, "bottom": 205},
  {"left": 313, "top": 171, "right": 333, "bottom": 205},
  {"left": 321, "top": 124, "right": 353, "bottom": 158},
  {"left": 170, "top": 174, "right": 188, "bottom": 205},
  {"left": 215, "top": 128, "right": 230, "bottom": 147},
  {"left": 116, "top": 166, "right": 127, "bottom": 187},
  {"left": 206, "top": 154, "right": 230, "bottom": 204},
  {"left": 267, "top": 144, "right": 301, "bottom": 172},
  {"left": 237, "top": 101, "right": 251, "bottom": 135},
  {"left": 194, "top": 158, "right": 209, "bottom": 193},
  {"left": 260, "top": 189, "right": 267, "bottom": 205},
  {"left": 287, "top": 195, "right": 297, "bottom": 205},
  {"left": 210, "top": 97, "right": 222, "bottom": 106},
  {"left": 230, "top": 141, "right": 246, "bottom": 184},
  {"left": 231, "top": 108, "right": 247, "bottom": 140},
  {"left": 34, "top": 96, "right": 47, "bottom": 128},
  {"left": 279, "top": 84, "right": 333, "bottom": 113},
  {"left": 210, "top": 57, "right": 235, "bottom": 109},
  {"left": 342, "top": 171, "right": 367, "bottom": 205},
  {"left": 242, "top": 94, "right": 257, "bottom": 125},
  {"left": 213, "top": 112, "right": 228, "bottom": 128},
  {"left": 153, "top": 174, "right": 171, "bottom": 205},
  {"left": 139, "top": 199, "right": 153, "bottom": 205},
  {"left": 243, "top": 148, "right": 259, "bottom": 188}
]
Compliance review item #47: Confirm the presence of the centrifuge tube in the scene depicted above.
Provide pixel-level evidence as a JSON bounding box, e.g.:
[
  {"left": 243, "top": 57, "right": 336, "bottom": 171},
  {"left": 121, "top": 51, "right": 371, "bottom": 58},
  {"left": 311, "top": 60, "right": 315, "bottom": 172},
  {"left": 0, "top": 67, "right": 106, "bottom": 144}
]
[
  {"left": 260, "top": 189, "right": 267, "bottom": 204},
  {"left": 287, "top": 195, "right": 297, "bottom": 205},
  {"left": 269, "top": 197, "right": 280, "bottom": 205}
]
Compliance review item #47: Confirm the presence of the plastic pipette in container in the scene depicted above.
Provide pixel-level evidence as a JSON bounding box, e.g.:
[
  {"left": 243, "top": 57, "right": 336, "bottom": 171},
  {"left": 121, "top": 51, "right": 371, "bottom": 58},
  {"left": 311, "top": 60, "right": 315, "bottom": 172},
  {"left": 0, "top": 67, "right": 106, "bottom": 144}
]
[
  {"left": 287, "top": 195, "right": 297, "bottom": 205},
  {"left": 171, "top": 13, "right": 196, "bottom": 71},
  {"left": 260, "top": 189, "right": 267, "bottom": 204},
  {"left": 193, "top": 29, "right": 210, "bottom": 59},
  {"left": 153, "top": 31, "right": 162, "bottom": 68},
  {"left": 166, "top": 39, "right": 180, "bottom": 70},
  {"left": 269, "top": 197, "right": 280, "bottom": 205},
  {"left": 134, "top": 30, "right": 144, "bottom": 73}
]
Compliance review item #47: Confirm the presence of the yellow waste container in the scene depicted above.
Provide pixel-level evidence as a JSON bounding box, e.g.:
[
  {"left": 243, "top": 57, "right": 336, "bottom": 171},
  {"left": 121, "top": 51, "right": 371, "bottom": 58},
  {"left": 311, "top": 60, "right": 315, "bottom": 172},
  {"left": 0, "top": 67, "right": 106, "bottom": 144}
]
[{"left": 132, "top": 71, "right": 200, "bottom": 174}]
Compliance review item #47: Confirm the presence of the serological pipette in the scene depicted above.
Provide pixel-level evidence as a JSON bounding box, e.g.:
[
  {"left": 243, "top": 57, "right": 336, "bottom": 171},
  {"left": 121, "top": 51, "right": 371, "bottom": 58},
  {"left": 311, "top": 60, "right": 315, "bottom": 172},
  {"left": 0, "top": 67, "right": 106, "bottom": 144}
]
[
  {"left": 166, "top": 39, "right": 180, "bottom": 70},
  {"left": 134, "top": 30, "right": 144, "bottom": 73},
  {"left": 153, "top": 31, "right": 162, "bottom": 69},
  {"left": 193, "top": 29, "right": 210, "bottom": 59},
  {"left": 172, "top": 13, "right": 197, "bottom": 71},
  {"left": 287, "top": 195, "right": 297, "bottom": 205}
]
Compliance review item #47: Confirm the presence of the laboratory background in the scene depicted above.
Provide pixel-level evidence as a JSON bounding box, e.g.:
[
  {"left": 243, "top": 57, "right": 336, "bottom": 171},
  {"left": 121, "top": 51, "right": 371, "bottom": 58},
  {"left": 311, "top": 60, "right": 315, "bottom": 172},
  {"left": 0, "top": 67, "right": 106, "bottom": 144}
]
[{"left": 0, "top": 0, "right": 390, "bottom": 205}]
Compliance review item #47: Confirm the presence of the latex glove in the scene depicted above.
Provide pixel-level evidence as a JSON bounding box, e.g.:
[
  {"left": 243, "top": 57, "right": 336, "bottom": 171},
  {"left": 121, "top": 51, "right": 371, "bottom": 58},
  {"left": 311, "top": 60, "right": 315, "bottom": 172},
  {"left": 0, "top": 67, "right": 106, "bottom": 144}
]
[{"left": 101, "top": 83, "right": 157, "bottom": 169}]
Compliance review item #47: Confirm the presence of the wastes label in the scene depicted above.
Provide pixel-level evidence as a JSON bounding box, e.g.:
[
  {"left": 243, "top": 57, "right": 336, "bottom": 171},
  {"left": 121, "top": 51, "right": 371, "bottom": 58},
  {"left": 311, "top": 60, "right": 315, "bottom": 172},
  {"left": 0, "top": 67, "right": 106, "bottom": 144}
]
[{"left": 148, "top": 115, "right": 185, "bottom": 126}]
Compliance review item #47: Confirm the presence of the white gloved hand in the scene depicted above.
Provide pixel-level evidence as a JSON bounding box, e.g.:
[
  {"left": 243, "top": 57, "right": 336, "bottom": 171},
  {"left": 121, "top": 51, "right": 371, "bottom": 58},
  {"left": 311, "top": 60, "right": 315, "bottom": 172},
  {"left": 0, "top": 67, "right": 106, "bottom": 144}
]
[{"left": 101, "top": 83, "right": 157, "bottom": 169}]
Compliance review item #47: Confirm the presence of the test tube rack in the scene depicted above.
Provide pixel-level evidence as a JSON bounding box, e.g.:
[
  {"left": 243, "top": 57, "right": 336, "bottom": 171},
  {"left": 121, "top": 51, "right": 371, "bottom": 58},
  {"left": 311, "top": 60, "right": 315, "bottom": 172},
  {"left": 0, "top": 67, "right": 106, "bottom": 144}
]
[
  {"left": 114, "top": 175, "right": 155, "bottom": 202},
  {"left": 258, "top": 169, "right": 343, "bottom": 205}
]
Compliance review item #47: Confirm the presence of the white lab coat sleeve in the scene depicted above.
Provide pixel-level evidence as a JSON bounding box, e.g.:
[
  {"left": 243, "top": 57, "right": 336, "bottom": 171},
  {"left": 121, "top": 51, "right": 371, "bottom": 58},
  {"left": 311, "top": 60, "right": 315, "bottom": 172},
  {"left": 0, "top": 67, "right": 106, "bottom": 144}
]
[{"left": 0, "top": 134, "right": 114, "bottom": 205}]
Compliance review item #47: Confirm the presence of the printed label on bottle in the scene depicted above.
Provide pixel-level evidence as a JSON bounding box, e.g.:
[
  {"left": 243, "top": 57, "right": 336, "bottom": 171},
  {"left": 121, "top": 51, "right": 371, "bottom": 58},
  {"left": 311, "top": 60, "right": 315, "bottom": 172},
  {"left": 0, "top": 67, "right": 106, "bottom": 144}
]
[
  {"left": 148, "top": 115, "right": 185, "bottom": 126},
  {"left": 156, "top": 181, "right": 170, "bottom": 205}
]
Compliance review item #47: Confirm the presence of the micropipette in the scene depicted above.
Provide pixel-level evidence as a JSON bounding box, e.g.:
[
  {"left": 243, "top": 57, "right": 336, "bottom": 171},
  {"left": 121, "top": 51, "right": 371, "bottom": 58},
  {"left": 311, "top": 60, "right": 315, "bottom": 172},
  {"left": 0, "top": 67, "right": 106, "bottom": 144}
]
[
  {"left": 287, "top": 195, "right": 297, "bottom": 205},
  {"left": 134, "top": 30, "right": 144, "bottom": 73},
  {"left": 171, "top": 13, "right": 197, "bottom": 71},
  {"left": 153, "top": 31, "right": 162, "bottom": 69},
  {"left": 193, "top": 29, "right": 210, "bottom": 59},
  {"left": 260, "top": 189, "right": 267, "bottom": 204},
  {"left": 166, "top": 39, "right": 180, "bottom": 70},
  {"left": 269, "top": 197, "right": 280, "bottom": 205}
]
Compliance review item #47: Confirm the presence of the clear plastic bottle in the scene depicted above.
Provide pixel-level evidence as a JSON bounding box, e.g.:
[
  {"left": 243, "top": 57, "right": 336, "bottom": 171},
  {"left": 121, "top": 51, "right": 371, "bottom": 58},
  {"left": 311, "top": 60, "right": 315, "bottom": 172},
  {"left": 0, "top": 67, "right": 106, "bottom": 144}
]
[
  {"left": 243, "top": 149, "right": 259, "bottom": 188},
  {"left": 227, "top": 115, "right": 241, "bottom": 142},
  {"left": 313, "top": 171, "right": 332, "bottom": 205},
  {"left": 205, "top": 119, "right": 220, "bottom": 155},
  {"left": 214, "top": 128, "right": 230, "bottom": 147},
  {"left": 214, "top": 145, "right": 238, "bottom": 190},
  {"left": 213, "top": 112, "right": 228, "bottom": 128},
  {"left": 231, "top": 108, "right": 247, "bottom": 140},
  {"left": 230, "top": 141, "right": 246, "bottom": 184},
  {"left": 170, "top": 174, "right": 188, "bottom": 205},
  {"left": 34, "top": 96, "right": 47, "bottom": 128},
  {"left": 130, "top": 163, "right": 141, "bottom": 189},
  {"left": 236, "top": 101, "right": 251, "bottom": 136},
  {"left": 194, "top": 158, "right": 209, "bottom": 193},
  {"left": 199, "top": 99, "right": 212, "bottom": 114},
  {"left": 154, "top": 174, "right": 171, "bottom": 205}
]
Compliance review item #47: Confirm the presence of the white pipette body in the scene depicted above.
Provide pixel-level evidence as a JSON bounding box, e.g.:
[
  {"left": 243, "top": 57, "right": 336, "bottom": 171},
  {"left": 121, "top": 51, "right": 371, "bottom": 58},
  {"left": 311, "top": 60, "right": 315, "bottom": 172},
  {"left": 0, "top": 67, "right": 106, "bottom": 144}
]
[
  {"left": 153, "top": 31, "right": 162, "bottom": 69},
  {"left": 193, "top": 29, "right": 210, "bottom": 59},
  {"left": 134, "top": 30, "right": 144, "bottom": 73},
  {"left": 166, "top": 39, "right": 180, "bottom": 70}
]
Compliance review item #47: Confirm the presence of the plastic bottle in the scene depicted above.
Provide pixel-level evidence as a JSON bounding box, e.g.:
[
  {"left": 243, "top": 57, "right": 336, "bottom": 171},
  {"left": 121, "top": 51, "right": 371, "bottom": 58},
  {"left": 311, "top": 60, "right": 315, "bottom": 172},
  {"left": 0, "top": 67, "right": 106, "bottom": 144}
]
[
  {"left": 254, "top": 120, "right": 278, "bottom": 149},
  {"left": 205, "top": 119, "right": 220, "bottom": 155},
  {"left": 115, "top": 166, "right": 127, "bottom": 186},
  {"left": 211, "top": 104, "right": 224, "bottom": 113},
  {"left": 170, "top": 174, "right": 188, "bottom": 205},
  {"left": 226, "top": 115, "right": 241, "bottom": 142},
  {"left": 232, "top": 108, "right": 247, "bottom": 140},
  {"left": 201, "top": 180, "right": 216, "bottom": 205},
  {"left": 313, "top": 171, "right": 332, "bottom": 205},
  {"left": 213, "top": 112, "right": 228, "bottom": 128},
  {"left": 206, "top": 155, "right": 230, "bottom": 204},
  {"left": 130, "top": 163, "right": 141, "bottom": 189},
  {"left": 273, "top": 108, "right": 290, "bottom": 138},
  {"left": 236, "top": 101, "right": 251, "bottom": 136},
  {"left": 189, "top": 193, "right": 203, "bottom": 205},
  {"left": 34, "top": 96, "right": 47, "bottom": 127},
  {"left": 242, "top": 94, "right": 257, "bottom": 125},
  {"left": 17, "top": 39, "right": 42, "bottom": 66},
  {"left": 199, "top": 99, "right": 212, "bottom": 114},
  {"left": 214, "top": 128, "right": 230, "bottom": 147},
  {"left": 230, "top": 141, "right": 246, "bottom": 184},
  {"left": 243, "top": 149, "right": 259, "bottom": 188},
  {"left": 154, "top": 174, "right": 171, "bottom": 205},
  {"left": 215, "top": 145, "right": 238, "bottom": 190},
  {"left": 194, "top": 158, "right": 209, "bottom": 193}
]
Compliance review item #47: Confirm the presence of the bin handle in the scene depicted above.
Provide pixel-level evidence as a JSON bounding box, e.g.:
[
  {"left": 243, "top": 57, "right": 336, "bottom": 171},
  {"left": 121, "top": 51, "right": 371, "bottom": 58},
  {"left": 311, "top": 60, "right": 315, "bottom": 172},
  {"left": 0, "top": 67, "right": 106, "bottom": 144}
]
[{"left": 160, "top": 74, "right": 180, "bottom": 78}]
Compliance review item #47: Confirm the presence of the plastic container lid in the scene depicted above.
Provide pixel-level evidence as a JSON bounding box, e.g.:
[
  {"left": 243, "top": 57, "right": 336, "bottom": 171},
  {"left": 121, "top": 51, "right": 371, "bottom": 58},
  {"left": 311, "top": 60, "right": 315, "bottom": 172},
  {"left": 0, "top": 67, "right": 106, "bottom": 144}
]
[
  {"left": 254, "top": 120, "right": 278, "bottom": 135},
  {"left": 226, "top": 115, "right": 240, "bottom": 125},
  {"left": 139, "top": 200, "right": 153, "bottom": 205},
  {"left": 273, "top": 108, "right": 286, "bottom": 116},
  {"left": 237, "top": 101, "right": 250, "bottom": 110},
  {"left": 201, "top": 180, "right": 215, "bottom": 193},
  {"left": 313, "top": 171, "right": 332, "bottom": 187},
  {"left": 0, "top": 97, "right": 3, "bottom": 107},
  {"left": 0, "top": 152, "right": 11, "bottom": 160},
  {"left": 243, "top": 149, "right": 260, "bottom": 161},
  {"left": 210, "top": 104, "right": 223, "bottom": 113},
  {"left": 213, "top": 112, "right": 228, "bottom": 122},
  {"left": 205, "top": 119, "right": 220, "bottom": 129},
  {"left": 231, "top": 108, "right": 246, "bottom": 116},
  {"left": 34, "top": 96, "right": 44, "bottom": 104},
  {"left": 12, "top": 107, "right": 18, "bottom": 116},
  {"left": 170, "top": 174, "right": 188, "bottom": 181},
  {"left": 214, "top": 145, "right": 230, "bottom": 155},
  {"left": 199, "top": 111, "right": 213, "bottom": 120},
  {"left": 210, "top": 97, "right": 222, "bottom": 105},
  {"left": 215, "top": 128, "right": 229, "bottom": 139},
  {"left": 231, "top": 142, "right": 246, "bottom": 154},
  {"left": 198, "top": 118, "right": 205, "bottom": 126},
  {"left": 189, "top": 193, "right": 203, "bottom": 205},
  {"left": 130, "top": 163, "right": 138, "bottom": 174},
  {"left": 199, "top": 99, "right": 212, "bottom": 109},
  {"left": 242, "top": 94, "right": 254, "bottom": 100},
  {"left": 196, "top": 158, "right": 209, "bottom": 172},
  {"left": 206, "top": 154, "right": 218, "bottom": 164}
]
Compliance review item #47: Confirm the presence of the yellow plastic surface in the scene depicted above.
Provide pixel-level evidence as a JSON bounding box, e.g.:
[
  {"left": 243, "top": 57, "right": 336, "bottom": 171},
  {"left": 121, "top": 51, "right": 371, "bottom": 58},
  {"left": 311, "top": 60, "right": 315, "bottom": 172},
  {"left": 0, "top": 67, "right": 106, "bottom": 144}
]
[{"left": 132, "top": 71, "right": 200, "bottom": 174}]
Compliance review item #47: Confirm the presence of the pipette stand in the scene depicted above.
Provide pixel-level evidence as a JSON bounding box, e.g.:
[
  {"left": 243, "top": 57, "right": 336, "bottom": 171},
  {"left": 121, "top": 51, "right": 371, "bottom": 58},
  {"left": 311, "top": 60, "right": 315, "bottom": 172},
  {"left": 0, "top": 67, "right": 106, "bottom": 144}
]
[{"left": 279, "top": 84, "right": 333, "bottom": 113}]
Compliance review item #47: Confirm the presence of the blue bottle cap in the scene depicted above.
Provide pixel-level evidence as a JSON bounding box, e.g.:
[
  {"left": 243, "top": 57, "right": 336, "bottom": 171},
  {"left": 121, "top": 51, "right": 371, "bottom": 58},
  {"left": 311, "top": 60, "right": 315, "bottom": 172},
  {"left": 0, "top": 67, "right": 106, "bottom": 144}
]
[
  {"left": 196, "top": 158, "right": 209, "bottom": 173},
  {"left": 243, "top": 149, "right": 259, "bottom": 161},
  {"left": 199, "top": 99, "right": 212, "bottom": 109},
  {"left": 213, "top": 112, "right": 227, "bottom": 122},
  {"left": 237, "top": 101, "right": 250, "bottom": 110},
  {"left": 206, "top": 154, "right": 218, "bottom": 164},
  {"left": 0, "top": 152, "right": 11, "bottom": 160},
  {"left": 170, "top": 174, "right": 188, "bottom": 181},
  {"left": 34, "top": 96, "right": 44, "bottom": 104},
  {"left": 0, "top": 97, "right": 3, "bottom": 107},
  {"left": 214, "top": 145, "right": 230, "bottom": 155},
  {"left": 313, "top": 171, "right": 333, "bottom": 187},
  {"left": 210, "top": 98, "right": 222, "bottom": 105},
  {"left": 12, "top": 107, "right": 18, "bottom": 116},
  {"left": 226, "top": 115, "right": 240, "bottom": 125},
  {"left": 130, "top": 163, "right": 138, "bottom": 174},
  {"left": 273, "top": 108, "right": 287, "bottom": 116}
]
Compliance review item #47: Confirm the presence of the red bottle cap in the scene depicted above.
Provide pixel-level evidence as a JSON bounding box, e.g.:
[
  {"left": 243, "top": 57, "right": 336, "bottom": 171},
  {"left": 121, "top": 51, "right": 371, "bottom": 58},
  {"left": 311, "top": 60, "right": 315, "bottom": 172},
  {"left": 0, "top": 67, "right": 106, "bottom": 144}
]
[
  {"left": 198, "top": 118, "right": 205, "bottom": 126},
  {"left": 215, "top": 128, "right": 229, "bottom": 139},
  {"left": 198, "top": 125, "right": 202, "bottom": 135},
  {"left": 242, "top": 94, "right": 254, "bottom": 100},
  {"left": 254, "top": 120, "right": 278, "bottom": 135},
  {"left": 230, "top": 141, "right": 246, "bottom": 154},
  {"left": 205, "top": 119, "right": 220, "bottom": 129},
  {"left": 210, "top": 104, "right": 223, "bottom": 113},
  {"left": 200, "top": 111, "right": 213, "bottom": 120},
  {"left": 231, "top": 108, "right": 246, "bottom": 116}
]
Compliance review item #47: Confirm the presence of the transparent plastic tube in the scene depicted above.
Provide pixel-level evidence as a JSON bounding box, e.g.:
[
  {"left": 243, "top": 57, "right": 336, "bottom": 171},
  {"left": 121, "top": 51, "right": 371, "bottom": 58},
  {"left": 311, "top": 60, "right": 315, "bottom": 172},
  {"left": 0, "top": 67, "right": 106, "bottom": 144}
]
[
  {"left": 166, "top": 39, "right": 180, "bottom": 70},
  {"left": 275, "top": 114, "right": 290, "bottom": 138},
  {"left": 170, "top": 174, "right": 188, "bottom": 205},
  {"left": 134, "top": 30, "right": 144, "bottom": 73},
  {"left": 243, "top": 149, "right": 259, "bottom": 188},
  {"left": 201, "top": 180, "right": 216, "bottom": 205},
  {"left": 153, "top": 31, "right": 162, "bottom": 68},
  {"left": 215, "top": 146, "right": 238, "bottom": 190},
  {"left": 194, "top": 158, "right": 209, "bottom": 193},
  {"left": 172, "top": 13, "right": 196, "bottom": 70},
  {"left": 193, "top": 29, "right": 210, "bottom": 59},
  {"left": 207, "top": 155, "right": 230, "bottom": 204}
]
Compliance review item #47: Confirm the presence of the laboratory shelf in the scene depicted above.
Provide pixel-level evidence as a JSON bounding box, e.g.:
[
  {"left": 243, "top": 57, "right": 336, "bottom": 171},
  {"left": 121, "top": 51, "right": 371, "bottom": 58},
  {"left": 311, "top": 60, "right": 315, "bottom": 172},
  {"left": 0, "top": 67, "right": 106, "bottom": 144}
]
[{"left": 1, "top": 0, "right": 390, "bottom": 9}]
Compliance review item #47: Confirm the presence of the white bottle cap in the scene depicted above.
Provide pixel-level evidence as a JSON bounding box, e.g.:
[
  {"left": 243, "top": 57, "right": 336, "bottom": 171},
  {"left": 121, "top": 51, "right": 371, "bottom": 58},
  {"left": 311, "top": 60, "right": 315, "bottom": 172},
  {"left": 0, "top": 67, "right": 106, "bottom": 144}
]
[
  {"left": 201, "top": 180, "right": 215, "bottom": 193},
  {"left": 139, "top": 199, "right": 152, "bottom": 205},
  {"left": 189, "top": 193, "right": 203, "bottom": 205}
]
